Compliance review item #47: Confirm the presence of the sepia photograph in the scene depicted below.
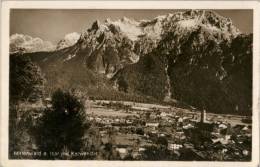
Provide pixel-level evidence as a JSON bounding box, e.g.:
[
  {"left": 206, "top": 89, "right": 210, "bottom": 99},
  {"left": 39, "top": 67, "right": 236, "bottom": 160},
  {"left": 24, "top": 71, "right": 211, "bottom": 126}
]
[{"left": 1, "top": 1, "right": 260, "bottom": 167}]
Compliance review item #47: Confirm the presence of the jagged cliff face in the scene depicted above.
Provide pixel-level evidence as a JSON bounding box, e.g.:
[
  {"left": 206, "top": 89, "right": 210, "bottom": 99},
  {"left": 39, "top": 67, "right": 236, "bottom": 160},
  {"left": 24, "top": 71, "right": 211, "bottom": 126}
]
[
  {"left": 17, "top": 10, "right": 252, "bottom": 115},
  {"left": 27, "top": 10, "right": 240, "bottom": 75},
  {"left": 77, "top": 10, "right": 240, "bottom": 76},
  {"left": 165, "top": 33, "right": 252, "bottom": 115},
  {"left": 76, "top": 20, "right": 139, "bottom": 77},
  {"left": 111, "top": 10, "right": 251, "bottom": 114}
]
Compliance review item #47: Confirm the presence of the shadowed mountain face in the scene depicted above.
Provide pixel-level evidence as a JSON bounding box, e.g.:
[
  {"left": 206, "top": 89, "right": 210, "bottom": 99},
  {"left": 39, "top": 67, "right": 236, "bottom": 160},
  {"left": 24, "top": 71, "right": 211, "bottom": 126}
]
[{"left": 13, "top": 10, "right": 252, "bottom": 115}]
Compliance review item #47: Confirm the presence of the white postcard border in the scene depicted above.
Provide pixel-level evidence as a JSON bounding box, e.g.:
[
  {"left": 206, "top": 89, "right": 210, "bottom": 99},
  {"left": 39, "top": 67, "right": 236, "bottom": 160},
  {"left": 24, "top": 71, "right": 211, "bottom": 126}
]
[{"left": 1, "top": 1, "right": 259, "bottom": 167}]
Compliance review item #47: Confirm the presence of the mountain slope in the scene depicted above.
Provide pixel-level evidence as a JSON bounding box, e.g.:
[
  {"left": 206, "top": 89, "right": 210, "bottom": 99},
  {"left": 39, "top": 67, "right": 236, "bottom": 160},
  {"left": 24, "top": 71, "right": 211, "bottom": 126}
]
[
  {"left": 114, "top": 33, "right": 252, "bottom": 114},
  {"left": 112, "top": 10, "right": 251, "bottom": 115},
  {"left": 12, "top": 10, "right": 252, "bottom": 115}
]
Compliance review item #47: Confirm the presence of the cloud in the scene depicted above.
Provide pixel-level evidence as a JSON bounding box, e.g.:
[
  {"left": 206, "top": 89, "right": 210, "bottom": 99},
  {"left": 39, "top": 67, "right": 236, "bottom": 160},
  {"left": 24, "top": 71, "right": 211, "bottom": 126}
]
[
  {"left": 10, "top": 33, "right": 55, "bottom": 53},
  {"left": 56, "top": 32, "right": 80, "bottom": 50}
]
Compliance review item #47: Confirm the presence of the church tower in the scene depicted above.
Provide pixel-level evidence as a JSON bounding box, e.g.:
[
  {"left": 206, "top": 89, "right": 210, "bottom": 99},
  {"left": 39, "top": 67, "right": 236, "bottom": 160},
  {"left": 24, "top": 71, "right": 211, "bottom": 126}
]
[{"left": 200, "top": 109, "right": 206, "bottom": 123}]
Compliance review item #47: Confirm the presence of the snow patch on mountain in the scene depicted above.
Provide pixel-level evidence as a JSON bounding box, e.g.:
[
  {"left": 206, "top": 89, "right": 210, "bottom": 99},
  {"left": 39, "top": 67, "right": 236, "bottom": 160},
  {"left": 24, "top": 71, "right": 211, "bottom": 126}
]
[
  {"left": 177, "top": 19, "right": 199, "bottom": 29},
  {"left": 142, "top": 20, "right": 164, "bottom": 40},
  {"left": 10, "top": 34, "right": 55, "bottom": 53},
  {"left": 105, "top": 17, "right": 143, "bottom": 41}
]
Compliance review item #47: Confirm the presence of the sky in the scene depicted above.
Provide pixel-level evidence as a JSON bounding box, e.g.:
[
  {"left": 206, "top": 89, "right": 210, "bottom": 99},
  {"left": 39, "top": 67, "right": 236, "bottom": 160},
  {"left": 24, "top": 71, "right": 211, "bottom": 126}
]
[{"left": 10, "top": 9, "right": 253, "bottom": 44}]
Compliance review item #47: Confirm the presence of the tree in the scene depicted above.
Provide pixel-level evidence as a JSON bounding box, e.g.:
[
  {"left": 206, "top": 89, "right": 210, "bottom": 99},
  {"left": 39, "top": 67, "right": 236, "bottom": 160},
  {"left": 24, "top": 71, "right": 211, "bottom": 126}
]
[
  {"left": 136, "top": 127, "right": 144, "bottom": 135},
  {"left": 9, "top": 54, "right": 45, "bottom": 158},
  {"left": 156, "top": 136, "right": 168, "bottom": 148},
  {"left": 141, "top": 145, "right": 173, "bottom": 160},
  {"left": 118, "top": 77, "right": 128, "bottom": 93},
  {"left": 10, "top": 54, "right": 44, "bottom": 103},
  {"left": 34, "top": 89, "right": 89, "bottom": 159}
]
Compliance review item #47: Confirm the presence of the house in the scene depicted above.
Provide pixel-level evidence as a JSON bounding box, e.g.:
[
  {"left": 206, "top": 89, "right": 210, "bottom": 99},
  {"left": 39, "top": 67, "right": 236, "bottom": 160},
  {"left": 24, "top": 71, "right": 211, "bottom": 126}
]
[
  {"left": 168, "top": 143, "right": 183, "bottom": 150},
  {"left": 242, "top": 149, "right": 249, "bottom": 156},
  {"left": 100, "top": 130, "right": 107, "bottom": 137},
  {"left": 183, "top": 124, "right": 194, "bottom": 129},
  {"left": 219, "top": 124, "right": 227, "bottom": 129},
  {"left": 126, "top": 120, "right": 133, "bottom": 124},
  {"left": 150, "top": 113, "right": 157, "bottom": 119},
  {"left": 145, "top": 122, "right": 159, "bottom": 127},
  {"left": 159, "top": 133, "right": 166, "bottom": 137},
  {"left": 160, "top": 112, "right": 167, "bottom": 117},
  {"left": 178, "top": 117, "right": 183, "bottom": 123},
  {"left": 212, "top": 135, "right": 231, "bottom": 145},
  {"left": 44, "top": 97, "right": 52, "bottom": 108},
  {"left": 116, "top": 148, "right": 128, "bottom": 159},
  {"left": 138, "top": 147, "right": 146, "bottom": 152}
]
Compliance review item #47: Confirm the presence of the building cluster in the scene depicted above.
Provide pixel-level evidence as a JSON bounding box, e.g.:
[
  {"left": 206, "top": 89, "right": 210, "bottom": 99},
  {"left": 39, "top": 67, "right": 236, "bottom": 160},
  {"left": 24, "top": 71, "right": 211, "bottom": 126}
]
[{"left": 85, "top": 103, "right": 252, "bottom": 161}]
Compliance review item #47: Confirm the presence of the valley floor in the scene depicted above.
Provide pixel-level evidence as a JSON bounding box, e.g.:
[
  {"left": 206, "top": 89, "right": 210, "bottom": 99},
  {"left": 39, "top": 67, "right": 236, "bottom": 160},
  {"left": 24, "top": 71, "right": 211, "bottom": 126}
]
[
  {"left": 9, "top": 99, "right": 252, "bottom": 161},
  {"left": 83, "top": 100, "right": 252, "bottom": 160}
]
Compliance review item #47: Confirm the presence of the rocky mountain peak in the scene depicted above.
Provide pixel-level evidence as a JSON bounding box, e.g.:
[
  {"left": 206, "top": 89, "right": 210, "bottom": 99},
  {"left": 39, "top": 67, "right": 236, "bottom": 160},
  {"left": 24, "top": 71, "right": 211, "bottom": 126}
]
[
  {"left": 91, "top": 20, "right": 101, "bottom": 30},
  {"left": 78, "top": 9, "right": 240, "bottom": 48},
  {"left": 67, "top": 10, "right": 244, "bottom": 79},
  {"left": 159, "top": 10, "right": 240, "bottom": 40}
]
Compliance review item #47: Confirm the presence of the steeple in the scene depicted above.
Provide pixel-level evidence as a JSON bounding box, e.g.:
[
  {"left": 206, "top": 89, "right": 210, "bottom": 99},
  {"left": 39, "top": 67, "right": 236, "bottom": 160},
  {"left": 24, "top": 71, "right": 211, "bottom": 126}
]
[{"left": 200, "top": 109, "right": 206, "bottom": 123}]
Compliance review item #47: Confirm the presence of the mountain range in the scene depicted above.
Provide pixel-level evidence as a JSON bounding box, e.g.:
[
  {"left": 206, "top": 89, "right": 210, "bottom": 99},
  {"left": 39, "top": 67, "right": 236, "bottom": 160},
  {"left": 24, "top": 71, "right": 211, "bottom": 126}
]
[{"left": 10, "top": 10, "right": 252, "bottom": 115}]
